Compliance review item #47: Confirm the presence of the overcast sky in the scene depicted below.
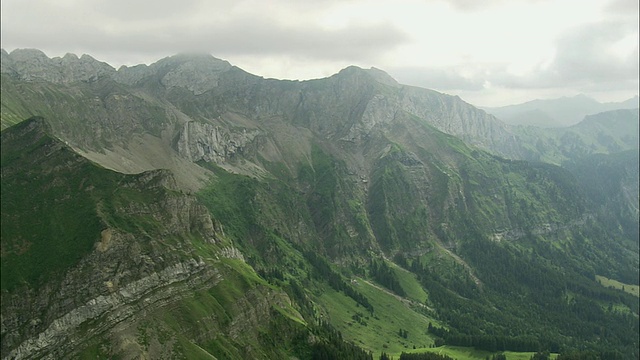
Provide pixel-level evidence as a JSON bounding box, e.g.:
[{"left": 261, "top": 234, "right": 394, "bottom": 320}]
[{"left": 1, "top": 0, "right": 638, "bottom": 107}]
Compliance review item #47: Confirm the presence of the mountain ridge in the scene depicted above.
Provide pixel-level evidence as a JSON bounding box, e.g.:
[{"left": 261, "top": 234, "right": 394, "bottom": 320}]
[
  {"left": 3, "top": 49, "right": 636, "bottom": 170},
  {"left": 483, "top": 94, "right": 639, "bottom": 128},
  {"left": 1, "top": 49, "right": 639, "bottom": 359},
  {"left": 0, "top": 49, "right": 531, "bottom": 187}
]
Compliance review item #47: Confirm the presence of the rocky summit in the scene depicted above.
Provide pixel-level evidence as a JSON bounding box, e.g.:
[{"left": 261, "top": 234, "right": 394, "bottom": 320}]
[{"left": 1, "top": 49, "right": 638, "bottom": 359}]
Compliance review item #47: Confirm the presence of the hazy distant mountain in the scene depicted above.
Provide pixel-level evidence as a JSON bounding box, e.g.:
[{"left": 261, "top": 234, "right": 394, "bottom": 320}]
[
  {"left": 512, "top": 108, "right": 640, "bottom": 164},
  {"left": 484, "top": 94, "right": 640, "bottom": 128}
]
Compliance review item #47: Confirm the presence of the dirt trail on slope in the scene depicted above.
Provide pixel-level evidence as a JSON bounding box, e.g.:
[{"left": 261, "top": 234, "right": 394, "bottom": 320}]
[{"left": 359, "top": 278, "right": 432, "bottom": 312}]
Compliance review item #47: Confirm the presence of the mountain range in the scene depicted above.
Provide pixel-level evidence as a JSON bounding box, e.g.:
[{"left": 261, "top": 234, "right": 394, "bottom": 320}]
[
  {"left": 1, "top": 48, "right": 638, "bottom": 360},
  {"left": 483, "top": 94, "right": 639, "bottom": 128}
]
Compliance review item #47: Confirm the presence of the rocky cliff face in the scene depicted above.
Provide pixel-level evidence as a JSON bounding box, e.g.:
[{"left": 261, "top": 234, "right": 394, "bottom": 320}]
[
  {"left": 175, "top": 120, "right": 262, "bottom": 163},
  {"left": 4, "top": 256, "right": 215, "bottom": 359}
]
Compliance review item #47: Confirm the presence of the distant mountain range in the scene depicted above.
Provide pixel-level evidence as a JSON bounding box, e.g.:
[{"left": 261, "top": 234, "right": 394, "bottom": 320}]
[{"left": 483, "top": 94, "right": 639, "bottom": 128}]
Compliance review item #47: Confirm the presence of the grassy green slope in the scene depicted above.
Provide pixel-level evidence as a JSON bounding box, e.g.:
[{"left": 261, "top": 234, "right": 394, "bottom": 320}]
[
  {"left": 596, "top": 275, "right": 640, "bottom": 297},
  {"left": 317, "top": 279, "right": 439, "bottom": 354},
  {"left": 1, "top": 118, "right": 111, "bottom": 289},
  {"left": 408, "top": 346, "right": 559, "bottom": 360}
]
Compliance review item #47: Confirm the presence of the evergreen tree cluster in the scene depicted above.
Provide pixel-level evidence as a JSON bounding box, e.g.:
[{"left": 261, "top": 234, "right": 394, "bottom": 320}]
[
  {"left": 398, "top": 351, "right": 454, "bottom": 360},
  {"left": 427, "top": 322, "right": 543, "bottom": 353},
  {"left": 407, "top": 234, "right": 639, "bottom": 358},
  {"left": 257, "top": 267, "right": 285, "bottom": 282},
  {"left": 305, "top": 251, "right": 374, "bottom": 313},
  {"left": 556, "top": 349, "right": 626, "bottom": 360},
  {"left": 370, "top": 259, "right": 407, "bottom": 296},
  {"left": 529, "top": 351, "right": 550, "bottom": 360},
  {"left": 281, "top": 280, "right": 375, "bottom": 360},
  {"left": 310, "top": 320, "right": 373, "bottom": 360},
  {"left": 408, "top": 255, "right": 478, "bottom": 300}
]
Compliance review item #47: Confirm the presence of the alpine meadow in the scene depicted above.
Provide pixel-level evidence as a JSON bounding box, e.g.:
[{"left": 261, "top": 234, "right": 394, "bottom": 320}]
[{"left": 0, "top": 49, "right": 638, "bottom": 360}]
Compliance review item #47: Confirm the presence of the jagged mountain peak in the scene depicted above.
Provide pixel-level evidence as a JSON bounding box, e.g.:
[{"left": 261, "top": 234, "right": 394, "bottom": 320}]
[
  {"left": 1, "top": 48, "right": 115, "bottom": 83},
  {"left": 332, "top": 65, "right": 399, "bottom": 87},
  {"left": 363, "top": 67, "right": 401, "bottom": 87},
  {"left": 6, "top": 48, "right": 50, "bottom": 60},
  {"left": 114, "top": 52, "right": 234, "bottom": 93},
  {"left": 157, "top": 52, "right": 231, "bottom": 66}
]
